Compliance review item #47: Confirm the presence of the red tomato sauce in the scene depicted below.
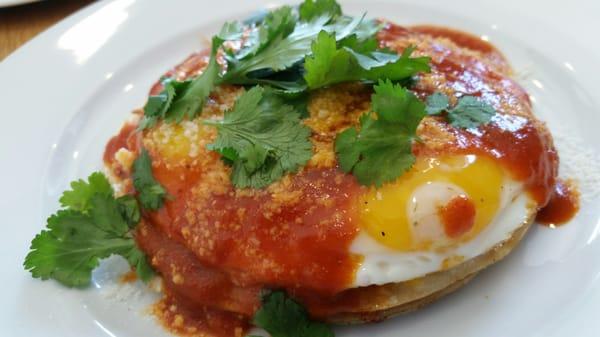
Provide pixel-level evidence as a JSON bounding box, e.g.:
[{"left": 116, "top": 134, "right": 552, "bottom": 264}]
[
  {"left": 439, "top": 195, "right": 477, "bottom": 238},
  {"left": 536, "top": 179, "right": 580, "bottom": 226},
  {"left": 150, "top": 164, "right": 363, "bottom": 295},
  {"left": 453, "top": 119, "right": 558, "bottom": 206},
  {"left": 103, "top": 122, "right": 138, "bottom": 164},
  {"left": 153, "top": 292, "right": 249, "bottom": 337}
]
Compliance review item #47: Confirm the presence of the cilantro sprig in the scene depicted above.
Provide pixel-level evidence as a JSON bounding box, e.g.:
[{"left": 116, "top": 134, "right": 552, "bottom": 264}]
[
  {"left": 136, "top": 0, "right": 432, "bottom": 189},
  {"left": 304, "top": 31, "right": 430, "bottom": 89},
  {"left": 424, "top": 91, "right": 450, "bottom": 115},
  {"left": 335, "top": 80, "right": 426, "bottom": 187},
  {"left": 425, "top": 92, "right": 495, "bottom": 128},
  {"left": 337, "top": 88, "right": 497, "bottom": 187},
  {"left": 252, "top": 290, "right": 334, "bottom": 337},
  {"left": 139, "top": 37, "right": 222, "bottom": 129},
  {"left": 299, "top": 0, "right": 341, "bottom": 21},
  {"left": 132, "top": 148, "right": 168, "bottom": 210},
  {"left": 139, "top": 0, "right": 379, "bottom": 129},
  {"left": 140, "top": 0, "right": 428, "bottom": 130},
  {"left": 24, "top": 172, "right": 154, "bottom": 287},
  {"left": 205, "top": 86, "right": 312, "bottom": 189},
  {"left": 220, "top": 13, "right": 379, "bottom": 90}
]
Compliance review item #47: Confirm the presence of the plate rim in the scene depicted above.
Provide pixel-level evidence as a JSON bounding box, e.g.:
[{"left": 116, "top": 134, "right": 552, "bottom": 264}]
[{"left": 1, "top": 1, "right": 600, "bottom": 336}]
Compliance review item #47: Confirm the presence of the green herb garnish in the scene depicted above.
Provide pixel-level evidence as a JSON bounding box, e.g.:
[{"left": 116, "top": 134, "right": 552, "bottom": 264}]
[
  {"left": 304, "top": 31, "right": 430, "bottom": 89},
  {"left": 219, "top": 8, "right": 378, "bottom": 90},
  {"left": 132, "top": 148, "right": 168, "bottom": 210},
  {"left": 299, "top": 0, "right": 342, "bottom": 21},
  {"left": 425, "top": 91, "right": 450, "bottom": 115},
  {"left": 23, "top": 172, "right": 154, "bottom": 287},
  {"left": 447, "top": 96, "right": 495, "bottom": 128},
  {"left": 140, "top": 0, "right": 427, "bottom": 128},
  {"left": 252, "top": 290, "right": 334, "bottom": 337},
  {"left": 140, "top": 0, "right": 378, "bottom": 126},
  {"left": 335, "top": 79, "right": 426, "bottom": 187},
  {"left": 59, "top": 171, "right": 113, "bottom": 211},
  {"left": 139, "top": 37, "right": 222, "bottom": 129},
  {"left": 137, "top": 0, "right": 432, "bottom": 189},
  {"left": 426, "top": 92, "right": 495, "bottom": 128},
  {"left": 205, "top": 86, "right": 312, "bottom": 189}
]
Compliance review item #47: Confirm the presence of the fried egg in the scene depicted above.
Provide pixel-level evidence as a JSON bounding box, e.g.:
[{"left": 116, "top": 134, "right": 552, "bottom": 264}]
[{"left": 351, "top": 154, "right": 536, "bottom": 286}]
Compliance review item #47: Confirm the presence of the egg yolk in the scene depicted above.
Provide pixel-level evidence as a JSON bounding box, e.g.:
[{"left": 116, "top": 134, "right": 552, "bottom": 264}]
[{"left": 359, "top": 155, "right": 504, "bottom": 251}]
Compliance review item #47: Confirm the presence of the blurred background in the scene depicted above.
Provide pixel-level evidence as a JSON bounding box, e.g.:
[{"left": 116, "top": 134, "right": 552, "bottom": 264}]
[{"left": 0, "top": 0, "right": 94, "bottom": 60}]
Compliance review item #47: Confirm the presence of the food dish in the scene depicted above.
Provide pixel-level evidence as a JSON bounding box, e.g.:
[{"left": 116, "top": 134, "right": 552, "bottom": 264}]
[
  {"left": 21, "top": 0, "right": 578, "bottom": 335},
  {"left": 3, "top": 0, "right": 600, "bottom": 336}
]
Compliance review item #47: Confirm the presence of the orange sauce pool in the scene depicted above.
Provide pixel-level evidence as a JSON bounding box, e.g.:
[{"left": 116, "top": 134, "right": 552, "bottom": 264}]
[{"left": 101, "top": 22, "right": 575, "bottom": 337}]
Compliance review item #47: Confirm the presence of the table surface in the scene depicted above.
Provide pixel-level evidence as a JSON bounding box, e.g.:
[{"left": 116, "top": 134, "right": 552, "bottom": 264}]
[{"left": 0, "top": 0, "right": 94, "bottom": 61}]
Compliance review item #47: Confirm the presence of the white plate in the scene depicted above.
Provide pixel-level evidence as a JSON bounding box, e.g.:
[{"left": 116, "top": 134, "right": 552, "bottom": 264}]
[
  {"left": 1, "top": 0, "right": 600, "bottom": 336},
  {"left": 0, "top": 0, "right": 40, "bottom": 8}
]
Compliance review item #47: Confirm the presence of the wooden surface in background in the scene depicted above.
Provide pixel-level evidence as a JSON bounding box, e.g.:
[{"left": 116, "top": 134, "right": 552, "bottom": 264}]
[{"left": 0, "top": 0, "right": 94, "bottom": 61}]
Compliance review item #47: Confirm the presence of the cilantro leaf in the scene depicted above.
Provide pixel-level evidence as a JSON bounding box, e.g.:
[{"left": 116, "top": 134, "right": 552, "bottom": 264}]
[
  {"left": 338, "top": 33, "right": 378, "bottom": 54},
  {"left": 89, "top": 194, "right": 130, "bottom": 237},
  {"left": 253, "top": 290, "right": 334, "bottom": 337},
  {"left": 205, "top": 86, "right": 312, "bottom": 189},
  {"left": 124, "top": 246, "right": 155, "bottom": 282},
  {"left": 351, "top": 46, "right": 431, "bottom": 81},
  {"left": 424, "top": 92, "right": 495, "bottom": 128},
  {"left": 304, "top": 31, "right": 355, "bottom": 89},
  {"left": 138, "top": 80, "right": 179, "bottom": 130},
  {"left": 116, "top": 195, "right": 141, "bottom": 227},
  {"left": 335, "top": 80, "right": 426, "bottom": 186},
  {"left": 335, "top": 126, "right": 360, "bottom": 172},
  {"left": 304, "top": 31, "right": 430, "bottom": 89},
  {"left": 235, "top": 6, "right": 297, "bottom": 60},
  {"left": 59, "top": 172, "right": 113, "bottom": 212},
  {"left": 448, "top": 95, "right": 495, "bottom": 129},
  {"left": 132, "top": 148, "right": 167, "bottom": 210},
  {"left": 299, "top": 0, "right": 342, "bottom": 22},
  {"left": 139, "top": 37, "right": 222, "bottom": 129},
  {"left": 24, "top": 172, "right": 154, "bottom": 287},
  {"left": 162, "top": 39, "right": 222, "bottom": 123},
  {"left": 222, "top": 13, "right": 379, "bottom": 86},
  {"left": 140, "top": 2, "right": 386, "bottom": 128},
  {"left": 371, "top": 78, "right": 425, "bottom": 132},
  {"left": 425, "top": 91, "right": 450, "bottom": 115},
  {"left": 223, "top": 16, "right": 329, "bottom": 80},
  {"left": 217, "top": 21, "right": 244, "bottom": 41},
  {"left": 334, "top": 15, "right": 381, "bottom": 43}
]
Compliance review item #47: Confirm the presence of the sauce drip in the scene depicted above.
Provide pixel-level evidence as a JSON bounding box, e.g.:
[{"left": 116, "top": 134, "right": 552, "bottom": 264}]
[{"left": 536, "top": 179, "right": 580, "bottom": 226}]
